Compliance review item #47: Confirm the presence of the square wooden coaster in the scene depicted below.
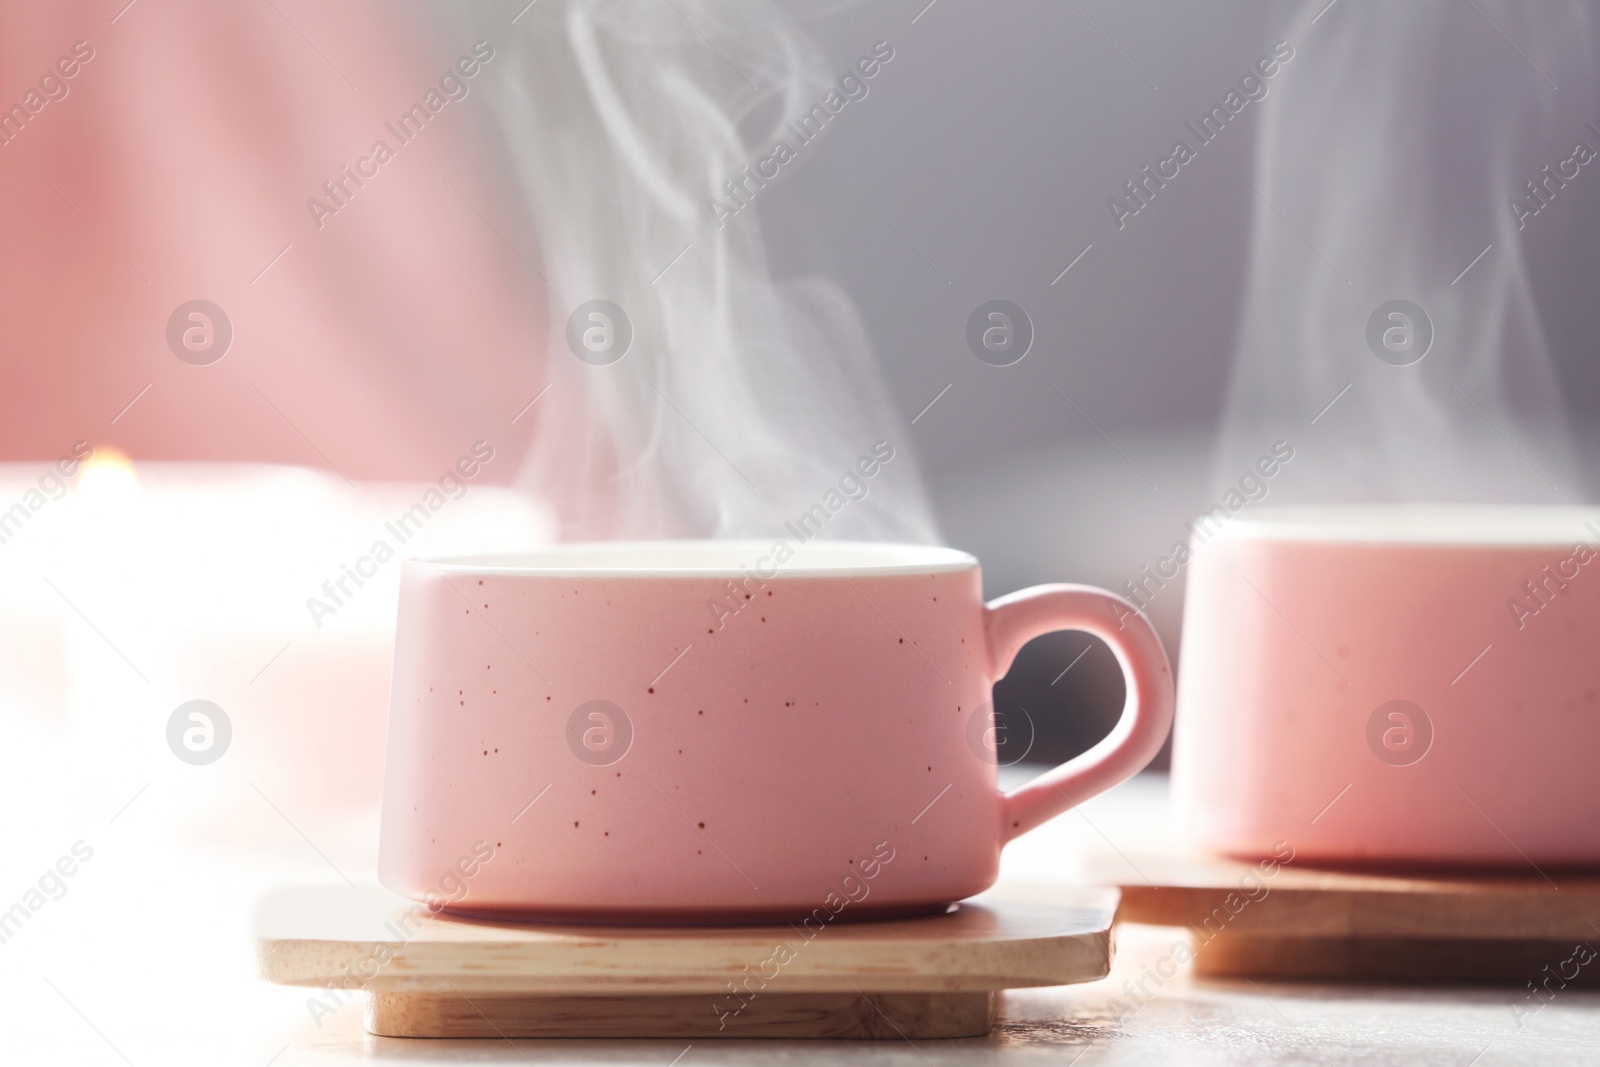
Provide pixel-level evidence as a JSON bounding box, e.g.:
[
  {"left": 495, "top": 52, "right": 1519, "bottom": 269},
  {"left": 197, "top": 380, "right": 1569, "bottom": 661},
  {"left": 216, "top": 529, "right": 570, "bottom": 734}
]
[
  {"left": 1076, "top": 843, "right": 1600, "bottom": 984},
  {"left": 256, "top": 884, "right": 1117, "bottom": 1038}
]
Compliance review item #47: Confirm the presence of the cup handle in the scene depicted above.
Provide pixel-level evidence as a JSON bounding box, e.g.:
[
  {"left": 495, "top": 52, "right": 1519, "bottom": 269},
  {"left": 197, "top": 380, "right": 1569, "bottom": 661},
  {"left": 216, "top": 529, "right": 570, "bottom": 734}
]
[{"left": 985, "top": 584, "right": 1174, "bottom": 842}]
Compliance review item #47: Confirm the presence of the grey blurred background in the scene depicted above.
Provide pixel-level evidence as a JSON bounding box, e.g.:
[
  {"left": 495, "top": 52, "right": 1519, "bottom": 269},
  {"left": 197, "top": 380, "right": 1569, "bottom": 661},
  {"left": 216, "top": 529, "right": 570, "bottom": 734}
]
[{"left": 743, "top": 0, "right": 1600, "bottom": 765}]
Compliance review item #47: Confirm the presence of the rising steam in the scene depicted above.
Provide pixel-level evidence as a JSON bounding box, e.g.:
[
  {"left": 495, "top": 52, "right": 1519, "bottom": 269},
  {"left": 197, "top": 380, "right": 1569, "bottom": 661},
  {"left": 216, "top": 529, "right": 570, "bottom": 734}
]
[
  {"left": 1212, "top": 0, "right": 1598, "bottom": 504},
  {"left": 436, "top": 0, "right": 938, "bottom": 543}
]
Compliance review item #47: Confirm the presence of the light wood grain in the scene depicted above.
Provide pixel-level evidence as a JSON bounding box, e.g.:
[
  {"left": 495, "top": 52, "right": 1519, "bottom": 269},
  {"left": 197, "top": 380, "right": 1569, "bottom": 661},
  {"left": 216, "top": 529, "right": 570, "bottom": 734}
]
[
  {"left": 256, "top": 884, "right": 1115, "bottom": 996},
  {"left": 1073, "top": 836, "right": 1600, "bottom": 981},
  {"left": 1083, "top": 850, "right": 1600, "bottom": 941},
  {"left": 367, "top": 990, "right": 996, "bottom": 1038},
  {"left": 256, "top": 883, "right": 1114, "bottom": 1037}
]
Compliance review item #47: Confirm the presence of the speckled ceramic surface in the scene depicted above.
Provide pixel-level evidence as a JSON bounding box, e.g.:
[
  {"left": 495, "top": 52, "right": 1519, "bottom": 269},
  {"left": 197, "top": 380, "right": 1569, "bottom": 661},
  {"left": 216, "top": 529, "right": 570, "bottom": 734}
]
[{"left": 378, "top": 541, "right": 1172, "bottom": 920}]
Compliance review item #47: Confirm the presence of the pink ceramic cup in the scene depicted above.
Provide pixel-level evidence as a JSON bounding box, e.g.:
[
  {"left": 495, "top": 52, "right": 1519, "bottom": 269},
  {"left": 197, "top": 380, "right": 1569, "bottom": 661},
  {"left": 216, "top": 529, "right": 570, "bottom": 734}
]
[
  {"left": 1172, "top": 505, "right": 1600, "bottom": 867},
  {"left": 378, "top": 541, "right": 1173, "bottom": 921}
]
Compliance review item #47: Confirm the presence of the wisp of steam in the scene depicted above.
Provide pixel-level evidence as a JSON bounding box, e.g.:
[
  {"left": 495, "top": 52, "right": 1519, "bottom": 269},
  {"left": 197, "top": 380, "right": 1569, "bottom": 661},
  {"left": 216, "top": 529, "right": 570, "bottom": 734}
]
[
  {"left": 1211, "top": 0, "right": 1597, "bottom": 504},
  {"left": 436, "top": 0, "right": 938, "bottom": 544}
]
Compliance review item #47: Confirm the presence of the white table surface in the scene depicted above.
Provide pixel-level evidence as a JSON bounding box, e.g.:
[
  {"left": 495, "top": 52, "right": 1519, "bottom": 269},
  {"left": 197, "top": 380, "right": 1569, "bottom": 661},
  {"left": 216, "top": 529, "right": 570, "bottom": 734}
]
[{"left": 1, "top": 739, "right": 1594, "bottom": 1066}]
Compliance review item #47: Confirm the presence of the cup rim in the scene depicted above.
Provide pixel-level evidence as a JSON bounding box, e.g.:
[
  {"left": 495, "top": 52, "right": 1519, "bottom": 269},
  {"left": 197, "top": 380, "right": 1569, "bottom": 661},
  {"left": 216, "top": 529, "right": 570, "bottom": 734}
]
[
  {"left": 1201, "top": 503, "right": 1600, "bottom": 546},
  {"left": 410, "top": 540, "right": 979, "bottom": 578}
]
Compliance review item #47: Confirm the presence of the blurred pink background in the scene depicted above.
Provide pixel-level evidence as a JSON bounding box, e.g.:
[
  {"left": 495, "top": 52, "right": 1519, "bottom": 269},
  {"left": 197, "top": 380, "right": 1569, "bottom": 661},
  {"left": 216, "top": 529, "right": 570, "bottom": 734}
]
[{"left": 0, "top": 0, "right": 546, "bottom": 481}]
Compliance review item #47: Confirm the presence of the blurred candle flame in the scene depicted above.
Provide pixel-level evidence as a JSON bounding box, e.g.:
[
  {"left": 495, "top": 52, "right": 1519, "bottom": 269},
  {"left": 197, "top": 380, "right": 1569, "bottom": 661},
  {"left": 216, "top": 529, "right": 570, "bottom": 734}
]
[{"left": 77, "top": 446, "right": 139, "bottom": 501}]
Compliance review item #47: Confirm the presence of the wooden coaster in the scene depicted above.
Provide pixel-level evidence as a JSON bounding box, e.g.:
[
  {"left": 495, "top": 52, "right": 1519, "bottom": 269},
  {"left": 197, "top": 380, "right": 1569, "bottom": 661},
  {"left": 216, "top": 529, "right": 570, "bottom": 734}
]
[
  {"left": 256, "top": 884, "right": 1117, "bottom": 1038},
  {"left": 1075, "top": 843, "right": 1600, "bottom": 983}
]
